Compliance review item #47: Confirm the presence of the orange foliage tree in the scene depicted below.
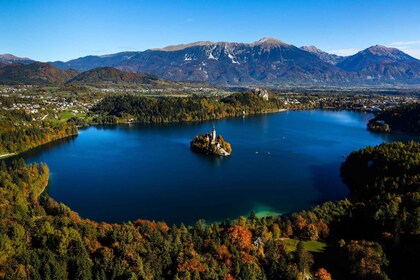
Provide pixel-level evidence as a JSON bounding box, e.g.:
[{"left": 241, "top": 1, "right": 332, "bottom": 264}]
[
  {"left": 314, "top": 268, "right": 332, "bottom": 280},
  {"left": 228, "top": 226, "right": 252, "bottom": 250}
]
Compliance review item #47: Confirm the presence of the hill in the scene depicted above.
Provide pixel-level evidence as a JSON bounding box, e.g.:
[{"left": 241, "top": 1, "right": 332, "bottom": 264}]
[
  {"left": 66, "top": 67, "right": 178, "bottom": 88},
  {"left": 357, "top": 61, "right": 420, "bottom": 85},
  {"left": 337, "top": 45, "right": 418, "bottom": 72},
  {"left": 0, "top": 53, "right": 34, "bottom": 65},
  {"left": 0, "top": 62, "right": 79, "bottom": 85},
  {"left": 91, "top": 92, "right": 284, "bottom": 124},
  {"left": 335, "top": 45, "right": 420, "bottom": 84},
  {"left": 367, "top": 103, "right": 420, "bottom": 133}
]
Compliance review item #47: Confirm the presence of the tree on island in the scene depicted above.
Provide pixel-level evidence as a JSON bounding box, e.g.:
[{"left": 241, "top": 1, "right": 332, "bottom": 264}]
[{"left": 190, "top": 128, "right": 232, "bottom": 156}]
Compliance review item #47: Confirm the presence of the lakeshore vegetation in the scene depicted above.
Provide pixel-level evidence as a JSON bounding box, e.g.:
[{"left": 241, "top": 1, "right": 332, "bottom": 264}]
[
  {"left": 0, "top": 84, "right": 416, "bottom": 156},
  {"left": 91, "top": 92, "right": 285, "bottom": 124},
  {"left": 0, "top": 88, "right": 419, "bottom": 279},
  {"left": 0, "top": 141, "right": 419, "bottom": 279},
  {"left": 1, "top": 91, "right": 281, "bottom": 157},
  {"left": 0, "top": 110, "right": 77, "bottom": 155},
  {"left": 367, "top": 103, "right": 420, "bottom": 134}
]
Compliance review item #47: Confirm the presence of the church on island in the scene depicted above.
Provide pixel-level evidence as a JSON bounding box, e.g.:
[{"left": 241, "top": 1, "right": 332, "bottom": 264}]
[
  {"left": 205, "top": 126, "right": 217, "bottom": 145},
  {"left": 190, "top": 126, "right": 232, "bottom": 157}
]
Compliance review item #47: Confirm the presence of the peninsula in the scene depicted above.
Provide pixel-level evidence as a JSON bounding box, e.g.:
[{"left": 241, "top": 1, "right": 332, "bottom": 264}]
[
  {"left": 190, "top": 126, "right": 232, "bottom": 156},
  {"left": 367, "top": 103, "right": 420, "bottom": 134}
]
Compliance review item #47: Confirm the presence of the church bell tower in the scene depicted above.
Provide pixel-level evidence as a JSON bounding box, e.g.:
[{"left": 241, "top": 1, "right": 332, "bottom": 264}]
[{"left": 212, "top": 126, "right": 216, "bottom": 141}]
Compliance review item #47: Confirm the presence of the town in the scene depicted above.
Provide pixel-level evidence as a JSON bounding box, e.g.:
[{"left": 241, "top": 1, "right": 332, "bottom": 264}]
[{"left": 1, "top": 84, "right": 418, "bottom": 125}]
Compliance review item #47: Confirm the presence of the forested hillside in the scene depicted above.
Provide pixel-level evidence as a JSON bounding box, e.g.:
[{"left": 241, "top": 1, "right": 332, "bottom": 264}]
[
  {"left": 0, "top": 110, "right": 78, "bottom": 155},
  {"left": 91, "top": 92, "right": 284, "bottom": 124},
  {"left": 0, "top": 62, "right": 78, "bottom": 85},
  {"left": 367, "top": 103, "right": 420, "bottom": 133}
]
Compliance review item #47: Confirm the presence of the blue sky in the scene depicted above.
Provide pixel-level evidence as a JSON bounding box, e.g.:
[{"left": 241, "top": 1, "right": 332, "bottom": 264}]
[{"left": 1, "top": 0, "right": 420, "bottom": 61}]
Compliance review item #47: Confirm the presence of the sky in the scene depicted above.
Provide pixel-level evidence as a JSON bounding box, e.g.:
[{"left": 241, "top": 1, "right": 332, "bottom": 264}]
[{"left": 1, "top": 0, "right": 420, "bottom": 61}]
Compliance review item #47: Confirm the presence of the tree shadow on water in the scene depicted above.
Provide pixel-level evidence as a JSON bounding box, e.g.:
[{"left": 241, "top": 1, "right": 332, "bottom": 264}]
[{"left": 2, "top": 135, "right": 78, "bottom": 164}]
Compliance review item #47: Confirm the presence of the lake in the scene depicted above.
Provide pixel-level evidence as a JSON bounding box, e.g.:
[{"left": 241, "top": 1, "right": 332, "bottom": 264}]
[{"left": 12, "top": 110, "right": 416, "bottom": 225}]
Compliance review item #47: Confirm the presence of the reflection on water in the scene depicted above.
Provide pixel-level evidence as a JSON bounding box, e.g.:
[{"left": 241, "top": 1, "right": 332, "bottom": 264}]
[
  {"left": 8, "top": 111, "right": 420, "bottom": 225},
  {"left": 4, "top": 135, "right": 78, "bottom": 165}
]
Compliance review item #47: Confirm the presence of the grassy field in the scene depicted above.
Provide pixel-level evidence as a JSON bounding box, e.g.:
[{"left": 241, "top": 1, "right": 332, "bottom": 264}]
[
  {"left": 282, "top": 238, "right": 327, "bottom": 253},
  {"left": 58, "top": 111, "right": 74, "bottom": 120}
]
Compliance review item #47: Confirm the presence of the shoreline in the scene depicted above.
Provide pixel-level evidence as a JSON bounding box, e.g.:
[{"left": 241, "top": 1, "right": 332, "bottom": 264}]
[
  {"left": 2, "top": 109, "right": 287, "bottom": 161},
  {"left": 9, "top": 109, "right": 416, "bottom": 227},
  {"left": 36, "top": 172, "right": 50, "bottom": 198},
  {"left": 95, "top": 107, "right": 290, "bottom": 126},
  {"left": 0, "top": 153, "right": 16, "bottom": 159},
  {"left": 0, "top": 132, "right": 78, "bottom": 161},
  {"left": 0, "top": 107, "right": 378, "bottom": 163}
]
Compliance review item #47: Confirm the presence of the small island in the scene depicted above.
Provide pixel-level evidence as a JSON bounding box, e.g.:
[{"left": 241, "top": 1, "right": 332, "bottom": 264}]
[{"left": 190, "top": 126, "right": 232, "bottom": 156}]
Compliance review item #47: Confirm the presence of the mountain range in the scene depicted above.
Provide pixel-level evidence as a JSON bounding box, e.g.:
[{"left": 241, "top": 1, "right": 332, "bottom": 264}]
[
  {"left": 300, "top": 45, "right": 344, "bottom": 65},
  {"left": 1, "top": 38, "right": 420, "bottom": 87}
]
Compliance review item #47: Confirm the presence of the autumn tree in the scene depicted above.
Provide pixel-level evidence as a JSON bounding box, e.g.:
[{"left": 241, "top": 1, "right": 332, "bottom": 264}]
[
  {"left": 346, "top": 240, "right": 389, "bottom": 280},
  {"left": 228, "top": 226, "right": 252, "bottom": 250},
  {"left": 296, "top": 241, "right": 313, "bottom": 275},
  {"left": 314, "top": 268, "right": 332, "bottom": 280}
]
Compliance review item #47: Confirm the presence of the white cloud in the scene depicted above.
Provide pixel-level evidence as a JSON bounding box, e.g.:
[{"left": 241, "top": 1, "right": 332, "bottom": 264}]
[
  {"left": 395, "top": 48, "right": 420, "bottom": 59},
  {"left": 386, "top": 44, "right": 420, "bottom": 59},
  {"left": 390, "top": 40, "right": 420, "bottom": 46},
  {"left": 326, "top": 48, "right": 360, "bottom": 57},
  {"left": 388, "top": 40, "right": 420, "bottom": 59},
  {"left": 406, "top": 49, "right": 420, "bottom": 58}
]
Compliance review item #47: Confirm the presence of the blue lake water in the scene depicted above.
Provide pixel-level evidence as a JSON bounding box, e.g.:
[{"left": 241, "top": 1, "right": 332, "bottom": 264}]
[{"left": 13, "top": 110, "right": 417, "bottom": 225}]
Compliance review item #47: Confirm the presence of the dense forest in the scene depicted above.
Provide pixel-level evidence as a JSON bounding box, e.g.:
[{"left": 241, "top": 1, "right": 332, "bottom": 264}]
[
  {"left": 91, "top": 92, "right": 284, "bottom": 124},
  {"left": 367, "top": 103, "right": 420, "bottom": 133},
  {"left": 1, "top": 141, "right": 418, "bottom": 279},
  {"left": 0, "top": 110, "right": 78, "bottom": 155}
]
